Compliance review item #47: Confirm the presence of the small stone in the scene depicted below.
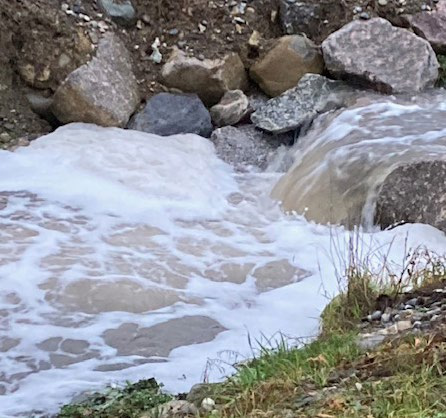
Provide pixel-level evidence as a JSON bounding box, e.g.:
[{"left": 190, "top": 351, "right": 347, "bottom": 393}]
[
  {"left": 406, "top": 298, "right": 418, "bottom": 307},
  {"left": 201, "top": 398, "right": 216, "bottom": 412},
  {"left": 210, "top": 90, "right": 250, "bottom": 127},
  {"left": 396, "top": 320, "right": 412, "bottom": 331},
  {"left": 370, "top": 310, "right": 382, "bottom": 321},
  {"left": 412, "top": 320, "right": 422, "bottom": 328},
  {"left": 353, "top": 6, "right": 363, "bottom": 13},
  {"left": 428, "top": 308, "right": 442, "bottom": 317},
  {"left": 378, "top": 0, "right": 388, "bottom": 5},
  {"left": 430, "top": 314, "right": 440, "bottom": 322},
  {"left": 381, "top": 313, "right": 391, "bottom": 323},
  {"left": 359, "top": 12, "right": 371, "bottom": 19},
  {"left": 355, "top": 382, "right": 363, "bottom": 391},
  {"left": 168, "top": 28, "right": 179, "bottom": 36}
]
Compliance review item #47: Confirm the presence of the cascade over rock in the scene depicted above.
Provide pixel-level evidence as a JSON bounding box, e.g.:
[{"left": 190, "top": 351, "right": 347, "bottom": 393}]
[{"left": 272, "top": 93, "right": 446, "bottom": 227}]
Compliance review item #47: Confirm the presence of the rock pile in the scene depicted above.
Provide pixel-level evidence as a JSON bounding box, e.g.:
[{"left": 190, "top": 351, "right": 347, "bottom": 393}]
[{"left": 359, "top": 286, "right": 446, "bottom": 350}]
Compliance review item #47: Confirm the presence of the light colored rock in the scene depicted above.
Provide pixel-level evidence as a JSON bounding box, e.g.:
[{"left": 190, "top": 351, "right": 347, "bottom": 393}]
[
  {"left": 51, "top": 33, "right": 139, "bottom": 127},
  {"left": 161, "top": 50, "right": 248, "bottom": 106},
  {"left": 210, "top": 90, "right": 250, "bottom": 127},
  {"left": 403, "top": 0, "right": 446, "bottom": 53},
  {"left": 250, "top": 35, "right": 324, "bottom": 97},
  {"left": 128, "top": 93, "right": 212, "bottom": 137},
  {"left": 251, "top": 73, "right": 360, "bottom": 134},
  {"left": 186, "top": 384, "right": 217, "bottom": 406},
  {"left": 142, "top": 400, "right": 198, "bottom": 418},
  {"left": 201, "top": 398, "right": 216, "bottom": 412},
  {"left": 210, "top": 125, "right": 293, "bottom": 171},
  {"left": 357, "top": 332, "right": 386, "bottom": 350},
  {"left": 396, "top": 320, "right": 412, "bottom": 332},
  {"left": 322, "top": 18, "right": 438, "bottom": 94},
  {"left": 375, "top": 160, "right": 446, "bottom": 232}
]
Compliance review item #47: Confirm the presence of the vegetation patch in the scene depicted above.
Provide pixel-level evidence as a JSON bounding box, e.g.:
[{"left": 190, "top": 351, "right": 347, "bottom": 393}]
[{"left": 58, "top": 378, "right": 172, "bottom": 418}]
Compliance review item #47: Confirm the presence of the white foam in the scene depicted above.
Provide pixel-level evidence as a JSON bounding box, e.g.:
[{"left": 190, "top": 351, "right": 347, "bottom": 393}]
[{"left": 0, "top": 123, "right": 446, "bottom": 417}]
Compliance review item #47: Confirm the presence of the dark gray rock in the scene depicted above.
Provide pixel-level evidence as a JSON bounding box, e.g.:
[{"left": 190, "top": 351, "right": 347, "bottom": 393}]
[
  {"left": 278, "top": 0, "right": 348, "bottom": 42},
  {"left": 210, "top": 125, "right": 293, "bottom": 171},
  {"left": 128, "top": 93, "right": 212, "bottom": 137},
  {"left": 98, "top": 0, "right": 136, "bottom": 26},
  {"left": 322, "top": 18, "right": 438, "bottom": 94},
  {"left": 251, "top": 74, "right": 359, "bottom": 134},
  {"left": 279, "top": 0, "right": 321, "bottom": 36},
  {"left": 375, "top": 160, "right": 446, "bottom": 232}
]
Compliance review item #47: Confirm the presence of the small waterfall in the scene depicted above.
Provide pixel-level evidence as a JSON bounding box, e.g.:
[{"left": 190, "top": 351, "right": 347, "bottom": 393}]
[{"left": 272, "top": 92, "right": 446, "bottom": 228}]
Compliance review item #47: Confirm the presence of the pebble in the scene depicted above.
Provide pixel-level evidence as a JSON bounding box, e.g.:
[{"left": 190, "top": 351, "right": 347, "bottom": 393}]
[
  {"left": 201, "top": 398, "right": 216, "bottom": 412},
  {"left": 406, "top": 298, "right": 418, "bottom": 307},
  {"left": 381, "top": 313, "right": 391, "bottom": 323},
  {"left": 430, "top": 314, "right": 440, "bottom": 322},
  {"left": 396, "top": 320, "right": 412, "bottom": 331},
  {"left": 353, "top": 6, "right": 363, "bottom": 13},
  {"left": 412, "top": 321, "right": 422, "bottom": 328},
  {"left": 428, "top": 308, "right": 442, "bottom": 317},
  {"left": 0, "top": 132, "right": 10, "bottom": 142},
  {"left": 367, "top": 310, "right": 382, "bottom": 322},
  {"left": 378, "top": 0, "right": 388, "bottom": 5}
]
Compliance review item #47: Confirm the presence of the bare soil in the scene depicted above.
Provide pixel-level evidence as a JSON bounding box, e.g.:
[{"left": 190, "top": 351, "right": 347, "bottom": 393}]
[{"left": 0, "top": 0, "right": 436, "bottom": 148}]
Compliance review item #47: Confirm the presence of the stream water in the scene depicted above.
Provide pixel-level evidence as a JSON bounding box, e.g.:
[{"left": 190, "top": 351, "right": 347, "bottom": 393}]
[{"left": 1, "top": 95, "right": 446, "bottom": 417}]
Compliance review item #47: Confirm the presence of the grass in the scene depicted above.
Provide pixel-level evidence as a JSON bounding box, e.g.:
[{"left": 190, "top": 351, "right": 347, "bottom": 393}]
[
  {"left": 58, "top": 378, "right": 172, "bottom": 418},
  {"left": 210, "top": 333, "right": 362, "bottom": 417},
  {"left": 438, "top": 55, "right": 446, "bottom": 87}
]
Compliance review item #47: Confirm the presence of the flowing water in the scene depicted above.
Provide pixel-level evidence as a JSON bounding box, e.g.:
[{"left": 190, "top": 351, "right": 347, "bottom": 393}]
[{"left": 2, "top": 95, "right": 446, "bottom": 417}]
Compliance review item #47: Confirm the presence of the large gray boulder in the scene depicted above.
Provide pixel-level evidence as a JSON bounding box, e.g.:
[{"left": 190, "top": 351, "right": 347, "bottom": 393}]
[
  {"left": 322, "top": 18, "right": 438, "bottom": 94},
  {"left": 250, "top": 35, "right": 324, "bottom": 97},
  {"left": 251, "top": 74, "right": 360, "bottom": 134},
  {"left": 210, "top": 125, "right": 293, "bottom": 171},
  {"left": 128, "top": 93, "right": 212, "bottom": 137},
  {"left": 374, "top": 160, "right": 446, "bottom": 232},
  {"left": 161, "top": 50, "right": 248, "bottom": 106},
  {"left": 403, "top": 0, "right": 446, "bottom": 54},
  {"left": 51, "top": 33, "right": 139, "bottom": 127}
]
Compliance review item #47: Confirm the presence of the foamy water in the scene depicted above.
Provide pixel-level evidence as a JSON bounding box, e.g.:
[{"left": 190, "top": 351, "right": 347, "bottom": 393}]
[
  {"left": 273, "top": 92, "right": 446, "bottom": 226},
  {"left": 1, "top": 114, "right": 446, "bottom": 417}
]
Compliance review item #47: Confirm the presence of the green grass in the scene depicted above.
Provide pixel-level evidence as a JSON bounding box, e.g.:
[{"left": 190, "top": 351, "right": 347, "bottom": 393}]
[
  {"left": 211, "top": 333, "right": 362, "bottom": 417},
  {"left": 438, "top": 55, "right": 446, "bottom": 87},
  {"left": 58, "top": 378, "right": 172, "bottom": 418}
]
